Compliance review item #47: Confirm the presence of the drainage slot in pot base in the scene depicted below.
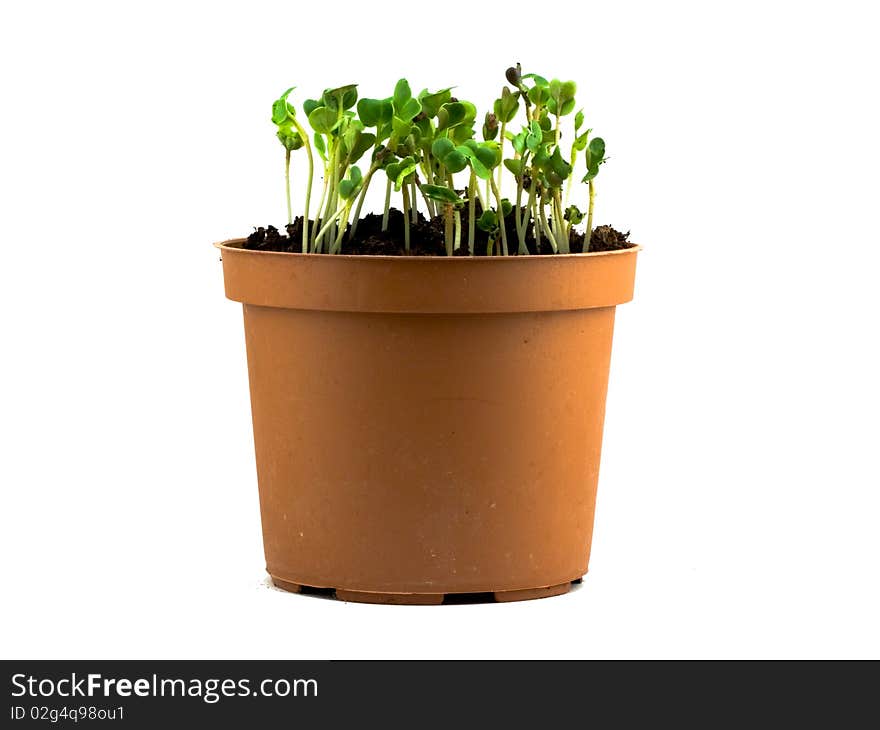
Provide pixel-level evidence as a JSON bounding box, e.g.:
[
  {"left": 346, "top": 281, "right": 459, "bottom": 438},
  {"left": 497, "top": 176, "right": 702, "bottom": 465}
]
[{"left": 272, "top": 577, "right": 576, "bottom": 604}]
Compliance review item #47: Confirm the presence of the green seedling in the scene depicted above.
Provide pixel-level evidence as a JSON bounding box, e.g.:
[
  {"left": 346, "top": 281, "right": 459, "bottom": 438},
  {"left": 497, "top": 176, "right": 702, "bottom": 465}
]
[
  {"left": 266, "top": 66, "right": 610, "bottom": 256},
  {"left": 271, "top": 87, "right": 314, "bottom": 252},
  {"left": 582, "top": 137, "right": 606, "bottom": 248}
]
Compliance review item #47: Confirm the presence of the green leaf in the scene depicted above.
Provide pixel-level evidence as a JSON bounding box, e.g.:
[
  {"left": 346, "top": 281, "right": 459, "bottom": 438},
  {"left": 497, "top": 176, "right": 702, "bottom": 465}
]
[
  {"left": 393, "top": 79, "right": 412, "bottom": 113},
  {"left": 494, "top": 86, "right": 519, "bottom": 123},
  {"left": 565, "top": 205, "right": 584, "bottom": 224},
  {"left": 303, "top": 98, "right": 320, "bottom": 117},
  {"left": 504, "top": 158, "right": 524, "bottom": 176},
  {"left": 391, "top": 116, "right": 412, "bottom": 140},
  {"left": 575, "top": 110, "right": 584, "bottom": 132},
  {"left": 431, "top": 137, "right": 455, "bottom": 160},
  {"left": 394, "top": 160, "right": 418, "bottom": 189},
  {"left": 583, "top": 137, "right": 606, "bottom": 181},
  {"left": 545, "top": 147, "right": 572, "bottom": 186},
  {"left": 474, "top": 142, "right": 499, "bottom": 170},
  {"left": 449, "top": 124, "right": 475, "bottom": 146},
  {"left": 526, "top": 120, "right": 542, "bottom": 152},
  {"left": 477, "top": 209, "right": 498, "bottom": 232},
  {"left": 443, "top": 149, "right": 468, "bottom": 173},
  {"left": 308, "top": 106, "right": 337, "bottom": 134},
  {"left": 271, "top": 98, "right": 289, "bottom": 125},
  {"left": 276, "top": 126, "right": 303, "bottom": 151},
  {"left": 573, "top": 128, "right": 591, "bottom": 152},
  {"left": 422, "top": 184, "right": 461, "bottom": 204},
  {"left": 348, "top": 132, "right": 375, "bottom": 164},
  {"left": 400, "top": 96, "right": 422, "bottom": 121},
  {"left": 313, "top": 132, "right": 326, "bottom": 160},
  {"left": 522, "top": 73, "right": 549, "bottom": 86},
  {"left": 528, "top": 85, "right": 549, "bottom": 106},
  {"left": 586, "top": 137, "right": 605, "bottom": 163},
  {"left": 357, "top": 98, "right": 392, "bottom": 127},
  {"left": 457, "top": 145, "right": 491, "bottom": 179},
  {"left": 511, "top": 130, "right": 526, "bottom": 155},
  {"left": 419, "top": 88, "right": 452, "bottom": 118},
  {"left": 436, "top": 102, "right": 466, "bottom": 131},
  {"left": 322, "top": 84, "right": 358, "bottom": 111}
]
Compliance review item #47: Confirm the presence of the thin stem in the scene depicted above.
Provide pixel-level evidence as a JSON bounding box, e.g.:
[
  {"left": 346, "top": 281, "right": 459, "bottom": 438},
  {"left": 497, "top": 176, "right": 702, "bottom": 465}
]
[
  {"left": 291, "top": 118, "right": 314, "bottom": 253},
  {"left": 538, "top": 202, "right": 558, "bottom": 253},
  {"left": 526, "top": 176, "right": 538, "bottom": 251},
  {"left": 312, "top": 169, "right": 329, "bottom": 248},
  {"left": 497, "top": 121, "right": 506, "bottom": 193},
  {"left": 515, "top": 176, "right": 526, "bottom": 253},
  {"left": 467, "top": 171, "right": 476, "bottom": 255},
  {"left": 453, "top": 209, "right": 461, "bottom": 252},
  {"left": 401, "top": 184, "right": 411, "bottom": 252},
  {"left": 313, "top": 204, "right": 346, "bottom": 247},
  {"left": 489, "top": 176, "right": 508, "bottom": 256},
  {"left": 553, "top": 193, "right": 569, "bottom": 254},
  {"left": 410, "top": 178, "right": 418, "bottom": 223},
  {"left": 586, "top": 179, "right": 595, "bottom": 251},
  {"left": 564, "top": 150, "right": 577, "bottom": 212},
  {"left": 414, "top": 177, "right": 434, "bottom": 217},
  {"left": 444, "top": 204, "right": 453, "bottom": 257},
  {"left": 349, "top": 163, "right": 377, "bottom": 239},
  {"left": 329, "top": 204, "right": 352, "bottom": 255},
  {"left": 382, "top": 177, "right": 392, "bottom": 232},
  {"left": 474, "top": 178, "right": 487, "bottom": 211},
  {"left": 446, "top": 172, "right": 460, "bottom": 250},
  {"left": 285, "top": 149, "right": 292, "bottom": 226}
]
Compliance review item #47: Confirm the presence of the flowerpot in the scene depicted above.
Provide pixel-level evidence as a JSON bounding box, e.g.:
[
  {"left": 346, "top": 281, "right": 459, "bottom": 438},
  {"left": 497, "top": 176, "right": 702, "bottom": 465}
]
[{"left": 217, "top": 241, "right": 639, "bottom": 604}]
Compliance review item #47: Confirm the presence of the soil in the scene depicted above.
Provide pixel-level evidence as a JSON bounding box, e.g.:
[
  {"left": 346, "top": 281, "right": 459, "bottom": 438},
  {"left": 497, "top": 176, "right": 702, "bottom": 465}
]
[{"left": 243, "top": 208, "right": 634, "bottom": 256}]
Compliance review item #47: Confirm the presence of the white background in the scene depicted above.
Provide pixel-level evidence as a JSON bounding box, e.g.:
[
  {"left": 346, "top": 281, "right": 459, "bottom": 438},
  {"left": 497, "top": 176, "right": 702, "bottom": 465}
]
[{"left": 1, "top": 1, "right": 878, "bottom": 659}]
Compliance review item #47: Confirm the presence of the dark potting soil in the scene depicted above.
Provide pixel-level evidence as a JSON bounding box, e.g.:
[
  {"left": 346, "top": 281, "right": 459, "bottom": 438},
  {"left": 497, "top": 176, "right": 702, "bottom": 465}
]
[{"left": 243, "top": 208, "right": 635, "bottom": 256}]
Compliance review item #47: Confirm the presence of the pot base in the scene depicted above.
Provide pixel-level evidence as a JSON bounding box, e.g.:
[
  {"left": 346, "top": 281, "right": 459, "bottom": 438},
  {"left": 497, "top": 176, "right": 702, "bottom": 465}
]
[{"left": 270, "top": 576, "right": 578, "bottom": 604}]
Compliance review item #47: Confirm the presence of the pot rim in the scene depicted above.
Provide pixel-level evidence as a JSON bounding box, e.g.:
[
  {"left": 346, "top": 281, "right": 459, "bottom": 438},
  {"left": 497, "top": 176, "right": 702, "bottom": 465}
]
[
  {"left": 215, "top": 238, "right": 641, "bottom": 260},
  {"left": 217, "top": 238, "right": 640, "bottom": 313}
]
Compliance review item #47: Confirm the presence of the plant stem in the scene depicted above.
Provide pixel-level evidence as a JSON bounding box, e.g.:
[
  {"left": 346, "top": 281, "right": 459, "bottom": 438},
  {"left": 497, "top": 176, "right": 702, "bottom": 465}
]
[
  {"left": 515, "top": 175, "right": 527, "bottom": 254},
  {"left": 291, "top": 118, "right": 314, "bottom": 253},
  {"left": 329, "top": 204, "right": 351, "bottom": 255},
  {"left": 497, "top": 121, "right": 506, "bottom": 193},
  {"left": 553, "top": 194, "right": 569, "bottom": 254},
  {"left": 285, "top": 149, "right": 292, "bottom": 226},
  {"left": 313, "top": 204, "right": 346, "bottom": 247},
  {"left": 489, "top": 176, "right": 508, "bottom": 256},
  {"left": 415, "top": 177, "right": 434, "bottom": 217},
  {"left": 474, "top": 178, "right": 487, "bottom": 211},
  {"left": 446, "top": 173, "right": 460, "bottom": 249},
  {"left": 467, "top": 171, "right": 476, "bottom": 255},
  {"left": 401, "top": 183, "right": 411, "bottom": 252},
  {"left": 453, "top": 210, "right": 461, "bottom": 251},
  {"left": 312, "top": 168, "right": 329, "bottom": 249},
  {"left": 564, "top": 150, "right": 576, "bottom": 212},
  {"left": 349, "top": 163, "right": 377, "bottom": 239},
  {"left": 382, "top": 177, "right": 392, "bottom": 232},
  {"left": 585, "top": 179, "right": 595, "bottom": 251},
  {"left": 523, "top": 175, "right": 537, "bottom": 253},
  {"left": 411, "top": 178, "right": 418, "bottom": 223},
  {"left": 538, "top": 201, "right": 557, "bottom": 253},
  {"left": 444, "top": 204, "right": 453, "bottom": 257}
]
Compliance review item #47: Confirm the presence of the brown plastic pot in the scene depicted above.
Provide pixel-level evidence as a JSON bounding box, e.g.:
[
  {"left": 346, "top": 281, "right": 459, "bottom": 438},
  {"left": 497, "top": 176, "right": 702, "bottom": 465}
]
[{"left": 217, "top": 241, "right": 639, "bottom": 604}]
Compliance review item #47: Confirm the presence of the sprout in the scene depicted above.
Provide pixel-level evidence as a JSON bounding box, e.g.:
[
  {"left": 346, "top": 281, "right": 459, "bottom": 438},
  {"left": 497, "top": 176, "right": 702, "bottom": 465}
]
[{"left": 264, "top": 67, "right": 610, "bottom": 255}]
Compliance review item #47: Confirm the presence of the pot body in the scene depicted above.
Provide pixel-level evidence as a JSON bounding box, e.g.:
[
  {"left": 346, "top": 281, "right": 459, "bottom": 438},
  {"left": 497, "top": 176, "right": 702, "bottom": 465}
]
[{"left": 218, "top": 243, "right": 638, "bottom": 602}]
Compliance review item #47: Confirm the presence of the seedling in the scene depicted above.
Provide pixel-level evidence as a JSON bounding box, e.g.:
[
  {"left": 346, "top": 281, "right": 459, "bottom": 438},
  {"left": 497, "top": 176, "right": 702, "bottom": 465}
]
[{"left": 266, "top": 66, "right": 612, "bottom": 255}]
